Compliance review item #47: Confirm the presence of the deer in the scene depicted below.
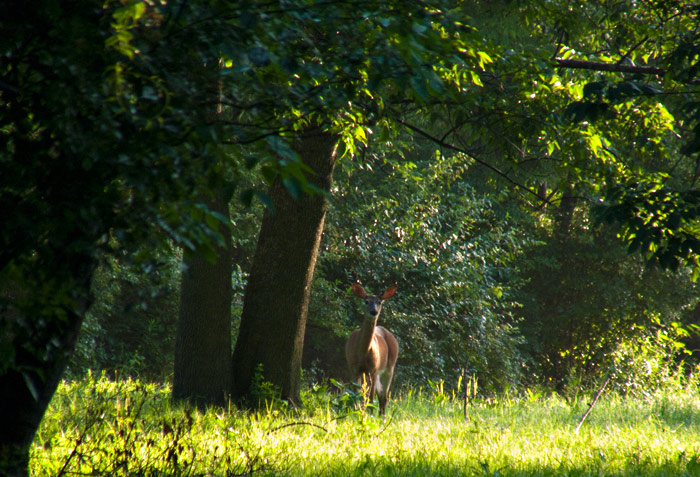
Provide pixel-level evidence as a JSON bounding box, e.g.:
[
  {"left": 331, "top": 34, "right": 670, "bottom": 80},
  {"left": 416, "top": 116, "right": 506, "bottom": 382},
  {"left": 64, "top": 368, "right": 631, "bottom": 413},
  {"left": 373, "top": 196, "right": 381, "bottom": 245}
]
[{"left": 345, "top": 283, "right": 398, "bottom": 415}]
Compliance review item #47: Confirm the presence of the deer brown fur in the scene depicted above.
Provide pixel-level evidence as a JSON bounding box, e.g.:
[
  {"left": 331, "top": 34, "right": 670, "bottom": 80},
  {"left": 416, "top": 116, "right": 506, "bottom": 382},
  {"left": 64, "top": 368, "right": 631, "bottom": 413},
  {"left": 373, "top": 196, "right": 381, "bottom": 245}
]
[{"left": 345, "top": 283, "right": 398, "bottom": 415}]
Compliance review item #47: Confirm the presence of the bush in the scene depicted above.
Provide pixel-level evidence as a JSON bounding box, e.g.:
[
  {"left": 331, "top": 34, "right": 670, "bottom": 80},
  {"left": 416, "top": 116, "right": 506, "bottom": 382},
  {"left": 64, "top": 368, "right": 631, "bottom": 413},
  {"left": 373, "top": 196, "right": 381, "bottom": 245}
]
[
  {"left": 68, "top": 247, "right": 181, "bottom": 380},
  {"left": 608, "top": 319, "right": 695, "bottom": 396},
  {"left": 315, "top": 150, "right": 529, "bottom": 393}
]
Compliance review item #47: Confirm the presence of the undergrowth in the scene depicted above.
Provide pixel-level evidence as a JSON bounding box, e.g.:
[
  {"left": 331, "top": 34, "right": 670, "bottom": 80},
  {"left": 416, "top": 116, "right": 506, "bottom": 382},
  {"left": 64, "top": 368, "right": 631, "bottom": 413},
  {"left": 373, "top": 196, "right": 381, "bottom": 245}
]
[{"left": 31, "top": 373, "right": 700, "bottom": 476}]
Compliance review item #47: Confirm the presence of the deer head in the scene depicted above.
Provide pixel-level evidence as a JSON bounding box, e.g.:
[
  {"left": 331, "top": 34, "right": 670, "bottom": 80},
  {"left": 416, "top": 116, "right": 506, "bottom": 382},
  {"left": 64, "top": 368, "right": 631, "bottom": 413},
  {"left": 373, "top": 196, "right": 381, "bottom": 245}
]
[{"left": 352, "top": 283, "right": 396, "bottom": 316}]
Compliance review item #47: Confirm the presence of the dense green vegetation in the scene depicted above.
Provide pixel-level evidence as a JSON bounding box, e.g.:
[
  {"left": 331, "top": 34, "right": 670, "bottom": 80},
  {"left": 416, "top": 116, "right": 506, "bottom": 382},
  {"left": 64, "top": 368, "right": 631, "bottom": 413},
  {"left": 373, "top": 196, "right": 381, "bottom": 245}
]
[
  {"left": 32, "top": 374, "right": 700, "bottom": 476},
  {"left": 4, "top": 0, "right": 700, "bottom": 475},
  {"left": 68, "top": 147, "right": 700, "bottom": 394}
]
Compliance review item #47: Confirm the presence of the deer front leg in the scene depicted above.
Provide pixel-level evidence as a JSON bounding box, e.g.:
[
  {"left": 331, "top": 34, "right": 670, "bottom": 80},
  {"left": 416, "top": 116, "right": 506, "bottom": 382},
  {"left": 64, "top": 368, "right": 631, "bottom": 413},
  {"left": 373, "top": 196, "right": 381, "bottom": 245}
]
[
  {"left": 367, "top": 374, "right": 377, "bottom": 413},
  {"left": 377, "top": 369, "right": 392, "bottom": 415}
]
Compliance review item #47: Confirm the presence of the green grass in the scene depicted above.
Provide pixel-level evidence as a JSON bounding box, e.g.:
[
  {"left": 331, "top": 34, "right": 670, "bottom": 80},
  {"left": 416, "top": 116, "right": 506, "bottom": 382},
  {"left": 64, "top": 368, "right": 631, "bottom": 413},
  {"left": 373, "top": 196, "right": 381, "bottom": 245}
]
[{"left": 31, "top": 374, "right": 700, "bottom": 476}]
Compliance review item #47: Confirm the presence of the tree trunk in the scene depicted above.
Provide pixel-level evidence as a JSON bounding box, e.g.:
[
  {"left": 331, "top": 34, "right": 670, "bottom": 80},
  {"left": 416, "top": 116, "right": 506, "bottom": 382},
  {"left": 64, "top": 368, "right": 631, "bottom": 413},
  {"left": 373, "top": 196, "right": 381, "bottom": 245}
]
[
  {"left": 231, "top": 130, "right": 337, "bottom": 404},
  {"left": 173, "top": 192, "right": 233, "bottom": 407},
  {"left": 555, "top": 184, "right": 576, "bottom": 237},
  {"left": 0, "top": 261, "right": 94, "bottom": 477}
]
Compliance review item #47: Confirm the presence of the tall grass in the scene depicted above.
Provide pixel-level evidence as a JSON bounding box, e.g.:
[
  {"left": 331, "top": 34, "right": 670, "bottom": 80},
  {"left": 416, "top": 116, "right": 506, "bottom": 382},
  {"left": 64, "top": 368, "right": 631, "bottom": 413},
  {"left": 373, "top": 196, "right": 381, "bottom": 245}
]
[{"left": 31, "top": 374, "right": 700, "bottom": 476}]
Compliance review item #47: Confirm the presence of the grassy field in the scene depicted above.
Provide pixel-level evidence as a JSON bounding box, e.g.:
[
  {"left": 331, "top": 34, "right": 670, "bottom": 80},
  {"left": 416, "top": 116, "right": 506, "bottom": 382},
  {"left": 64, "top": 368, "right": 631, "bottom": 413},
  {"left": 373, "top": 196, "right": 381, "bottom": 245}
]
[{"left": 31, "top": 375, "right": 700, "bottom": 476}]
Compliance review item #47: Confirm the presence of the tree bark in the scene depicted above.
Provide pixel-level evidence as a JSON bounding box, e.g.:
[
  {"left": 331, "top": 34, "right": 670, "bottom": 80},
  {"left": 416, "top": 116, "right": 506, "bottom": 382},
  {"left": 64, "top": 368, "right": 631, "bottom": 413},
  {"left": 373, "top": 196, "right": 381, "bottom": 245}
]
[
  {"left": 173, "top": 192, "right": 233, "bottom": 407},
  {"left": 231, "top": 130, "right": 337, "bottom": 404},
  {"left": 555, "top": 184, "right": 576, "bottom": 237},
  {"left": 0, "top": 311, "right": 85, "bottom": 477},
  {"left": 0, "top": 258, "right": 94, "bottom": 477},
  {"left": 554, "top": 58, "right": 664, "bottom": 76}
]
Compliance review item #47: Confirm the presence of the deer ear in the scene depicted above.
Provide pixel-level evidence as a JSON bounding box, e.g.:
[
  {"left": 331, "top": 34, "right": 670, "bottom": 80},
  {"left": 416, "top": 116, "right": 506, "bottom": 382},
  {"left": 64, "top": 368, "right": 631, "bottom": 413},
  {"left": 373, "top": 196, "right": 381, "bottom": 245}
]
[
  {"left": 382, "top": 285, "right": 397, "bottom": 300},
  {"left": 352, "top": 283, "right": 367, "bottom": 298}
]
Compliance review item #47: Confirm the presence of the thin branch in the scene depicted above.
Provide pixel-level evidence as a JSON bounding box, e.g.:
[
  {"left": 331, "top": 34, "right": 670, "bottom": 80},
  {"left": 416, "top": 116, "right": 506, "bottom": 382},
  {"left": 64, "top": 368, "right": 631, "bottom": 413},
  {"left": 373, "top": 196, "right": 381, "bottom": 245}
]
[
  {"left": 373, "top": 406, "right": 399, "bottom": 437},
  {"left": 266, "top": 421, "right": 328, "bottom": 435},
  {"left": 575, "top": 375, "right": 611, "bottom": 435},
  {"left": 617, "top": 36, "right": 649, "bottom": 65},
  {"left": 396, "top": 119, "right": 549, "bottom": 204},
  {"left": 462, "top": 356, "right": 470, "bottom": 424},
  {"left": 551, "top": 29, "right": 565, "bottom": 61}
]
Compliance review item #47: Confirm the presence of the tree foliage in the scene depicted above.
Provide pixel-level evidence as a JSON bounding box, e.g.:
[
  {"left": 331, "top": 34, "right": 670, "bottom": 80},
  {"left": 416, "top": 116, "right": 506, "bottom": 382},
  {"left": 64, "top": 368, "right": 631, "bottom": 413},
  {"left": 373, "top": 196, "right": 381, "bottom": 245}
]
[
  {"left": 528, "top": 1, "right": 700, "bottom": 270},
  {"left": 5, "top": 1, "right": 700, "bottom": 473}
]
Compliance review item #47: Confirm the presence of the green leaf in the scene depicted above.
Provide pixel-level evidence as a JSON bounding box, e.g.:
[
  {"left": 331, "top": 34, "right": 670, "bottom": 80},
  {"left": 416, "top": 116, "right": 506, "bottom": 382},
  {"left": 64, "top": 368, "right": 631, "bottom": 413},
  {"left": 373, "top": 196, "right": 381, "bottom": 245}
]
[
  {"left": 469, "top": 70, "right": 483, "bottom": 87},
  {"left": 283, "top": 177, "right": 302, "bottom": 200},
  {"left": 248, "top": 46, "right": 270, "bottom": 67},
  {"left": 410, "top": 76, "right": 429, "bottom": 101}
]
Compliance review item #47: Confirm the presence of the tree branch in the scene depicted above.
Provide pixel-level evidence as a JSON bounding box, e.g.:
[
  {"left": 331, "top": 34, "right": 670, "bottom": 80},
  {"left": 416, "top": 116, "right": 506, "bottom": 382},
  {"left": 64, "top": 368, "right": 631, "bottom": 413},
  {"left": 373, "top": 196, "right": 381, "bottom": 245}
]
[
  {"left": 575, "top": 375, "right": 611, "bottom": 435},
  {"left": 396, "top": 119, "right": 549, "bottom": 205},
  {"left": 554, "top": 58, "right": 664, "bottom": 75},
  {"left": 618, "top": 36, "right": 649, "bottom": 65}
]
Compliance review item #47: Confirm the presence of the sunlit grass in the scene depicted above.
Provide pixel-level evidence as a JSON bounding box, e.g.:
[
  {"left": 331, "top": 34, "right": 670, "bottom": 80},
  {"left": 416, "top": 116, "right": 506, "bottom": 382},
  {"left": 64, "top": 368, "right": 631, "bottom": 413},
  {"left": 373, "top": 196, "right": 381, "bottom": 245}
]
[{"left": 31, "top": 374, "right": 700, "bottom": 476}]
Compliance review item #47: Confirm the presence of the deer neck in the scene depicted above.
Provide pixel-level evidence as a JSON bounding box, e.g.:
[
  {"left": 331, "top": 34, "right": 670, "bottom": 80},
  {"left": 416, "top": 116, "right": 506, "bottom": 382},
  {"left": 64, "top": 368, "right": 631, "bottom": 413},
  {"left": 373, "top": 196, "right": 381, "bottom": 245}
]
[{"left": 357, "top": 314, "right": 380, "bottom": 354}]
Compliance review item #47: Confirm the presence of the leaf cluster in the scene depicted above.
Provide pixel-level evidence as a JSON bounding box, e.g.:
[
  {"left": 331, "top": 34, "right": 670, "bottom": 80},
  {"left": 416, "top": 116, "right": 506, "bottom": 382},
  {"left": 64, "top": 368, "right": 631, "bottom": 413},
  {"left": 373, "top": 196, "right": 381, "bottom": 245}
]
[{"left": 595, "top": 175, "right": 700, "bottom": 273}]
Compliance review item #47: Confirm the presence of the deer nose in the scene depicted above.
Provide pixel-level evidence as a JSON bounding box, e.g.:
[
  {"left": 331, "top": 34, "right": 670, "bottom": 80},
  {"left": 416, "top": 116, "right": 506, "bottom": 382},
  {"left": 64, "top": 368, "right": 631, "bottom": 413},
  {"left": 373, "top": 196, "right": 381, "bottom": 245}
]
[{"left": 370, "top": 310, "right": 378, "bottom": 316}]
